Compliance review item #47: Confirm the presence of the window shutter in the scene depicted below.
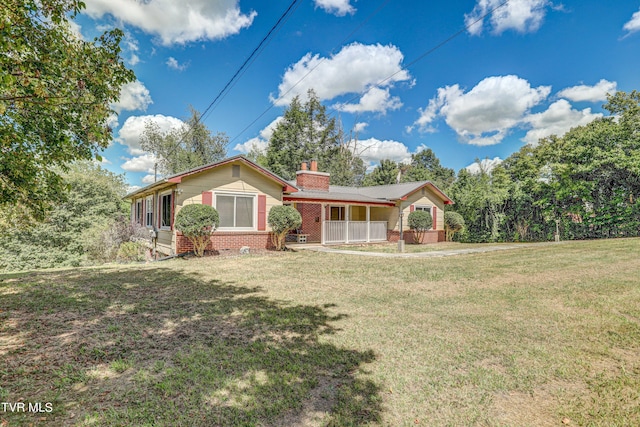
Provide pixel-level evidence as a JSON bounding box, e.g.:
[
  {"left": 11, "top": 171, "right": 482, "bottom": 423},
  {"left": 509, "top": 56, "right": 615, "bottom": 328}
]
[
  {"left": 258, "top": 195, "right": 267, "bottom": 231},
  {"left": 202, "top": 191, "right": 212, "bottom": 206},
  {"left": 141, "top": 199, "right": 146, "bottom": 225},
  {"left": 432, "top": 206, "right": 437, "bottom": 230},
  {"left": 410, "top": 204, "right": 415, "bottom": 212}
]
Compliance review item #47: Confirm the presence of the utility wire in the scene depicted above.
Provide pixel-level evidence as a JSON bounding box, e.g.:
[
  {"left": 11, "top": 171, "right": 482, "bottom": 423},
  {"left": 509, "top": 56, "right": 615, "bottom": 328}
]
[
  {"left": 229, "top": 0, "right": 510, "bottom": 147},
  {"left": 227, "top": 0, "right": 392, "bottom": 147},
  {"left": 152, "top": 0, "right": 301, "bottom": 180}
]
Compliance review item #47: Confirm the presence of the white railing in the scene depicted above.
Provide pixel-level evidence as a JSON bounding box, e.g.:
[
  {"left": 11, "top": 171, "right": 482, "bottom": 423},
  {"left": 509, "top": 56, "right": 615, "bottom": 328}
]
[
  {"left": 325, "top": 221, "right": 346, "bottom": 243},
  {"left": 369, "top": 221, "right": 388, "bottom": 241},
  {"left": 348, "top": 221, "right": 368, "bottom": 242},
  {"left": 324, "top": 220, "right": 388, "bottom": 244}
]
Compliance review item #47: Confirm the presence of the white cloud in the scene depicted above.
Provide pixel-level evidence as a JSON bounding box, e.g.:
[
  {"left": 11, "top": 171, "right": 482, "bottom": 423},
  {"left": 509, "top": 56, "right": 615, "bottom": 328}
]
[
  {"left": 557, "top": 79, "right": 617, "bottom": 102},
  {"left": 233, "top": 116, "right": 283, "bottom": 153},
  {"left": 127, "top": 185, "right": 141, "bottom": 193},
  {"left": 111, "top": 81, "right": 153, "bottom": 114},
  {"left": 84, "top": 0, "right": 257, "bottom": 45},
  {"left": 413, "top": 75, "right": 550, "bottom": 146},
  {"left": 118, "top": 114, "right": 184, "bottom": 155},
  {"left": 314, "top": 0, "right": 355, "bottom": 16},
  {"left": 129, "top": 54, "right": 140, "bottom": 66},
  {"left": 354, "top": 137, "right": 412, "bottom": 165},
  {"left": 353, "top": 122, "right": 368, "bottom": 133},
  {"left": 334, "top": 87, "right": 402, "bottom": 114},
  {"left": 121, "top": 153, "right": 157, "bottom": 173},
  {"left": 623, "top": 8, "right": 640, "bottom": 34},
  {"left": 522, "top": 99, "right": 602, "bottom": 145},
  {"left": 142, "top": 174, "right": 157, "bottom": 184},
  {"left": 166, "top": 57, "right": 189, "bottom": 71},
  {"left": 272, "top": 43, "right": 411, "bottom": 109},
  {"left": 465, "top": 0, "right": 550, "bottom": 36},
  {"left": 466, "top": 157, "right": 503, "bottom": 174}
]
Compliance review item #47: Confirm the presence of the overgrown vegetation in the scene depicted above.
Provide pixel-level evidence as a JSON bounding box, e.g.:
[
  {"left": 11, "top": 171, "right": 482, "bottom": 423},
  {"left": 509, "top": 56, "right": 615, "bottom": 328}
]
[
  {"left": 2, "top": 239, "right": 639, "bottom": 426},
  {"left": 449, "top": 90, "right": 640, "bottom": 242},
  {"left": 0, "top": 162, "right": 139, "bottom": 271},
  {"left": 268, "top": 205, "right": 302, "bottom": 251},
  {"left": 174, "top": 204, "right": 220, "bottom": 256},
  {"left": 444, "top": 211, "right": 465, "bottom": 241}
]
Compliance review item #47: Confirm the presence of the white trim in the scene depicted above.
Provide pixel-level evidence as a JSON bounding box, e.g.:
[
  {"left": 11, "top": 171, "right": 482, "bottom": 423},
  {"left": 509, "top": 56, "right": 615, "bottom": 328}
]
[
  {"left": 414, "top": 204, "right": 433, "bottom": 212},
  {"left": 214, "top": 191, "right": 258, "bottom": 231},
  {"left": 159, "top": 190, "right": 173, "bottom": 231},
  {"left": 145, "top": 195, "right": 154, "bottom": 228}
]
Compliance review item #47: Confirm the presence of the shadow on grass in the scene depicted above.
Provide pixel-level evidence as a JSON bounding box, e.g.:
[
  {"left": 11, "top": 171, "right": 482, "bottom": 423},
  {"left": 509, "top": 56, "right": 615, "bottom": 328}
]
[{"left": 0, "top": 267, "right": 381, "bottom": 426}]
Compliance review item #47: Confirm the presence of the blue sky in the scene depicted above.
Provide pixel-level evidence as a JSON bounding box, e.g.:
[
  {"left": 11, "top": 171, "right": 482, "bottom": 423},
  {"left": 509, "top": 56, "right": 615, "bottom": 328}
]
[{"left": 73, "top": 0, "right": 640, "bottom": 189}]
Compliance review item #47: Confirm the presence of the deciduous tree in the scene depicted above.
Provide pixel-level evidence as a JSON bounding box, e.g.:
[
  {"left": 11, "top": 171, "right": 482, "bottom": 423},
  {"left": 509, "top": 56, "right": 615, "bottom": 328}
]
[{"left": 0, "top": 0, "right": 135, "bottom": 217}]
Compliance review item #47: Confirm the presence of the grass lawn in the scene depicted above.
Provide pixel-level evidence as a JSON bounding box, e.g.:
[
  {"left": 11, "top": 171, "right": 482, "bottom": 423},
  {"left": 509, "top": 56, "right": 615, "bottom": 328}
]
[
  {"left": 1, "top": 238, "right": 639, "bottom": 426},
  {"left": 333, "top": 241, "right": 528, "bottom": 253}
]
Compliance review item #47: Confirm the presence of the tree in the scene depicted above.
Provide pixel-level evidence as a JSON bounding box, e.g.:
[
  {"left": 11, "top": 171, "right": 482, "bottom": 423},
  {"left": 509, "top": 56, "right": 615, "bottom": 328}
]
[
  {"left": 408, "top": 210, "right": 433, "bottom": 244},
  {"left": 444, "top": 211, "right": 465, "bottom": 242},
  {"left": 0, "top": 162, "right": 130, "bottom": 271},
  {"left": 264, "top": 89, "right": 365, "bottom": 184},
  {"left": 402, "top": 148, "right": 455, "bottom": 191},
  {"left": 362, "top": 159, "right": 400, "bottom": 186},
  {"left": 0, "top": 0, "right": 135, "bottom": 217},
  {"left": 174, "top": 204, "right": 220, "bottom": 257},
  {"left": 140, "top": 107, "right": 227, "bottom": 177},
  {"left": 268, "top": 205, "right": 302, "bottom": 251}
]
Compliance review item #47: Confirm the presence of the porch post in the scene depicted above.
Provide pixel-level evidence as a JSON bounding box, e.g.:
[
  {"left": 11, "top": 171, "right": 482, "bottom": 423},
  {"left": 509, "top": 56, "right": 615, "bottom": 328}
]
[
  {"left": 366, "top": 205, "right": 370, "bottom": 242},
  {"left": 344, "top": 204, "right": 350, "bottom": 243},
  {"left": 321, "top": 204, "right": 326, "bottom": 245}
]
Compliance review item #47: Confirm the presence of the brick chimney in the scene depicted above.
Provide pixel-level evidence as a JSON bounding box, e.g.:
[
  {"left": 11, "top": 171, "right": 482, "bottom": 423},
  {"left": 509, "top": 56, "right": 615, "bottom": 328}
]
[{"left": 296, "top": 161, "right": 329, "bottom": 191}]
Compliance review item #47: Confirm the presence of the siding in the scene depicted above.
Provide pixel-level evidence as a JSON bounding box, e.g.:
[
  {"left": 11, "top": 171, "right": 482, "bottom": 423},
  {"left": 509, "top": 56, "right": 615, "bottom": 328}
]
[
  {"left": 175, "top": 161, "right": 283, "bottom": 232},
  {"left": 388, "top": 186, "right": 446, "bottom": 231}
]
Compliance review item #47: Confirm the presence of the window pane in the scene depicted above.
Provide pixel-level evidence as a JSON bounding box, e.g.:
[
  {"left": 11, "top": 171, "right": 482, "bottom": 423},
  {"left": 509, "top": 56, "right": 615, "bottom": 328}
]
[
  {"left": 236, "top": 196, "right": 253, "bottom": 228},
  {"left": 217, "top": 195, "right": 235, "bottom": 227},
  {"left": 161, "top": 194, "right": 172, "bottom": 228}
]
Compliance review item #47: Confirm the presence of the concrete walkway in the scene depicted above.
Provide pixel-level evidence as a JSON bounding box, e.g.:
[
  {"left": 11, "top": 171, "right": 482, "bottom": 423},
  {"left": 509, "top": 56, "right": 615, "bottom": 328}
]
[{"left": 295, "top": 241, "right": 563, "bottom": 258}]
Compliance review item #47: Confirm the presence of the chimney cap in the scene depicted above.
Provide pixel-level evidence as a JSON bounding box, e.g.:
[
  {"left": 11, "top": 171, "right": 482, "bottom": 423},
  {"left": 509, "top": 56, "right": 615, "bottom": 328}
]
[
  {"left": 300, "top": 162, "right": 308, "bottom": 171},
  {"left": 310, "top": 159, "right": 318, "bottom": 171}
]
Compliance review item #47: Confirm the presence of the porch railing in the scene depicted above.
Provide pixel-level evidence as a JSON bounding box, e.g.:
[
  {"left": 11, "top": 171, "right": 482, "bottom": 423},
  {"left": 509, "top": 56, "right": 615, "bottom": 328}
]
[{"left": 324, "top": 220, "right": 388, "bottom": 244}]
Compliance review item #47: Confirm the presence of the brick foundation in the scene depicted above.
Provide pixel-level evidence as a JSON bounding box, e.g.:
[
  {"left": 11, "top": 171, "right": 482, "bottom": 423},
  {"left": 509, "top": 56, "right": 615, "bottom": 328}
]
[
  {"left": 176, "top": 231, "right": 274, "bottom": 254},
  {"left": 296, "top": 203, "right": 322, "bottom": 243},
  {"left": 387, "top": 229, "right": 444, "bottom": 244}
]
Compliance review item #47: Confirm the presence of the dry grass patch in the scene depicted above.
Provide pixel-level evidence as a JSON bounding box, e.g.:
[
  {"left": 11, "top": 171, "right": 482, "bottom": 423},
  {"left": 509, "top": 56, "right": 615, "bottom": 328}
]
[{"left": 1, "top": 238, "right": 639, "bottom": 426}]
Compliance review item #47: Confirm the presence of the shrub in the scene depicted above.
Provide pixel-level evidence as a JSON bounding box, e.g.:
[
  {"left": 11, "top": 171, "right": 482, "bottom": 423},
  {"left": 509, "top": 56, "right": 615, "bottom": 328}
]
[
  {"left": 268, "top": 206, "right": 302, "bottom": 251},
  {"left": 84, "top": 216, "right": 150, "bottom": 263},
  {"left": 116, "top": 241, "right": 147, "bottom": 262},
  {"left": 174, "top": 204, "right": 219, "bottom": 257},
  {"left": 444, "top": 211, "right": 466, "bottom": 242},
  {"left": 408, "top": 210, "right": 433, "bottom": 244}
]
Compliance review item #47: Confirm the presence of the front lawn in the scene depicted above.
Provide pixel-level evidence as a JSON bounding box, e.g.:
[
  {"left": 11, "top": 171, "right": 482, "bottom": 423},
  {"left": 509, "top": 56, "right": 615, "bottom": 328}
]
[
  {"left": 2, "top": 238, "right": 639, "bottom": 426},
  {"left": 333, "top": 241, "right": 524, "bottom": 253}
]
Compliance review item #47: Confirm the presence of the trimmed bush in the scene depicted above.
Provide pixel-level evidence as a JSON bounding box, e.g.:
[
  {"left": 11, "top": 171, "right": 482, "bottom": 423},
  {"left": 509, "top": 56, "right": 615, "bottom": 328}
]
[
  {"left": 268, "top": 205, "right": 302, "bottom": 251},
  {"left": 174, "top": 204, "right": 219, "bottom": 257},
  {"left": 444, "top": 211, "right": 466, "bottom": 242},
  {"left": 408, "top": 210, "right": 433, "bottom": 244}
]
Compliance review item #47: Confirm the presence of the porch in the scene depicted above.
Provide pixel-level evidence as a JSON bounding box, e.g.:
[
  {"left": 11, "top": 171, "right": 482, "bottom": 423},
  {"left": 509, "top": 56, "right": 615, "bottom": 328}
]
[{"left": 288, "top": 201, "right": 395, "bottom": 245}]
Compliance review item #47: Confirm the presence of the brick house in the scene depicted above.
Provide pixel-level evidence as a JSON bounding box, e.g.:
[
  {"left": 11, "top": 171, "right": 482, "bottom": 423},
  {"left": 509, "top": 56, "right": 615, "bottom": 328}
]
[{"left": 126, "top": 155, "right": 453, "bottom": 255}]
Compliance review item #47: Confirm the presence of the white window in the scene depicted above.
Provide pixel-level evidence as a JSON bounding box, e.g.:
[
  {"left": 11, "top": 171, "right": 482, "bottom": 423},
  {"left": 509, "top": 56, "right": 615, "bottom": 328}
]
[
  {"left": 415, "top": 204, "right": 432, "bottom": 212},
  {"left": 160, "top": 192, "right": 173, "bottom": 230},
  {"left": 215, "top": 193, "right": 255, "bottom": 230},
  {"left": 145, "top": 196, "right": 154, "bottom": 227}
]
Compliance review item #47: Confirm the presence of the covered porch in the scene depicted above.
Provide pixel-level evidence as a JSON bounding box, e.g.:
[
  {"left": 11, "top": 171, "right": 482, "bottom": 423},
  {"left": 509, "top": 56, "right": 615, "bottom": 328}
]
[{"left": 285, "top": 197, "right": 396, "bottom": 245}]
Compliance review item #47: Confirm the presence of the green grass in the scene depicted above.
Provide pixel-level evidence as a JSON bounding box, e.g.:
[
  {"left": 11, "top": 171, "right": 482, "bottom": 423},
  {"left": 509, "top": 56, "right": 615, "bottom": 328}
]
[
  {"left": 334, "top": 241, "right": 528, "bottom": 253},
  {"left": 1, "top": 238, "right": 639, "bottom": 426}
]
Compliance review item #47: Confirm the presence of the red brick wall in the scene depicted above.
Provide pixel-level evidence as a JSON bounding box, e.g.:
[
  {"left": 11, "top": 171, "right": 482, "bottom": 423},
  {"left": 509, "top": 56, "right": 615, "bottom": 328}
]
[
  {"left": 176, "top": 231, "right": 274, "bottom": 254},
  {"left": 296, "top": 171, "right": 330, "bottom": 191},
  {"left": 387, "top": 230, "right": 444, "bottom": 244},
  {"left": 296, "top": 203, "right": 322, "bottom": 243}
]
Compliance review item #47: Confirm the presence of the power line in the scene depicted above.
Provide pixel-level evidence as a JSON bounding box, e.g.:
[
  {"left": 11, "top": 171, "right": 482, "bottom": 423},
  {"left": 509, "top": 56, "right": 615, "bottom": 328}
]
[
  {"left": 227, "top": 0, "right": 392, "bottom": 147},
  {"left": 229, "top": 0, "right": 511, "bottom": 147},
  {"left": 152, "top": 0, "right": 301, "bottom": 180}
]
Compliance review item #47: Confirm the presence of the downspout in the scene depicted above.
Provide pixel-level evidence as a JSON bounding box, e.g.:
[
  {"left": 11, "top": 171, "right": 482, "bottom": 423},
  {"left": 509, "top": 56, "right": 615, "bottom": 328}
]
[{"left": 398, "top": 204, "right": 405, "bottom": 252}]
